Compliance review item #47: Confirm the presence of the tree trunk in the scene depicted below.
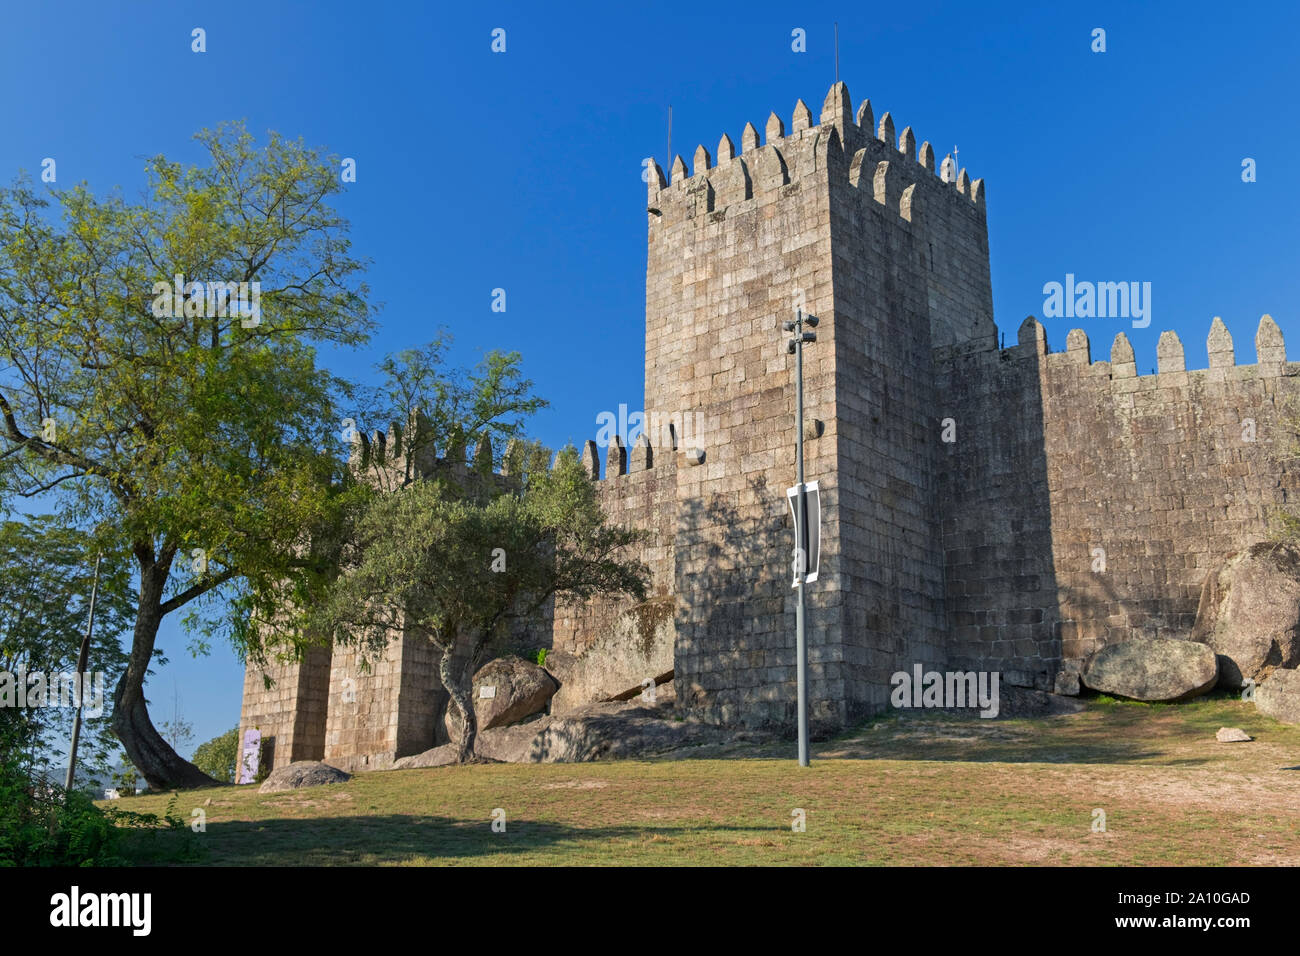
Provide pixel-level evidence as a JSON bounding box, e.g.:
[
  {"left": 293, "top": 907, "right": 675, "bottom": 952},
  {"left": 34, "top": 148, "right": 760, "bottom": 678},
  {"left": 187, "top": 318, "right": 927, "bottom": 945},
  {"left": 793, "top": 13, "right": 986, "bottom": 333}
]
[
  {"left": 438, "top": 641, "right": 477, "bottom": 762},
  {"left": 111, "top": 560, "right": 220, "bottom": 791}
]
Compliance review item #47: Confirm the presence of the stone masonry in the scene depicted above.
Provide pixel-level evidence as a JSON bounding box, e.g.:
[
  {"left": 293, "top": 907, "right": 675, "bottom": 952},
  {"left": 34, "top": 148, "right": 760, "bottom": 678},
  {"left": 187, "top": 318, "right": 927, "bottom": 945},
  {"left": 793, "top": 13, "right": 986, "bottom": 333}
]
[{"left": 240, "top": 82, "right": 1300, "bottom": 772}]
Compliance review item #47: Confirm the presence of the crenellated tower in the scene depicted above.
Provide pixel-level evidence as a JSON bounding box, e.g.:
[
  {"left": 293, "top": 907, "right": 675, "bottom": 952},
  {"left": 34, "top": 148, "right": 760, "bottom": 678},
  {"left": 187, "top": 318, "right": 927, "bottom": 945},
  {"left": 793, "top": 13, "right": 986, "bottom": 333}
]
[{"left": 643, "top": 82, "right": 993, "bottom": 729}]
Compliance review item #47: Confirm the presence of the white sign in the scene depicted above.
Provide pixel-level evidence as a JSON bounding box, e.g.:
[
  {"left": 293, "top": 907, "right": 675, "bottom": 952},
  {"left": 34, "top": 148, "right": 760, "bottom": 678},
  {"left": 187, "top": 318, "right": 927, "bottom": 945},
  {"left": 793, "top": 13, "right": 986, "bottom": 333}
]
[
  {"left": 238, "top": 728, "right": 261, "bottom": 784},
  {"left": 479, "top": 686, "right": 497, "bottom": 699},
  {"left": 786, "top": 480, "right": 821, "bottom": 586}
]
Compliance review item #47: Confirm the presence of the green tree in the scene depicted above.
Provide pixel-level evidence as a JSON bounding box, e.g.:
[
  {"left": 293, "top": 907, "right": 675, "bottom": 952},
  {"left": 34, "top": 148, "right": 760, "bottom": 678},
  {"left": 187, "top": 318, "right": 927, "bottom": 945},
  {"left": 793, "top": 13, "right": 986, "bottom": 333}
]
[
  {"left": 0, "top": 121, "right": 374, "bottom": 789},
  {"left": 314, "top": 435, "right": 648, "bottom": 762},
  {"left": 0, "top": 516, "right": 134, "bottom": 784},
  {"left": 192, "top": 727, "right": 238, "bottom": 784}
]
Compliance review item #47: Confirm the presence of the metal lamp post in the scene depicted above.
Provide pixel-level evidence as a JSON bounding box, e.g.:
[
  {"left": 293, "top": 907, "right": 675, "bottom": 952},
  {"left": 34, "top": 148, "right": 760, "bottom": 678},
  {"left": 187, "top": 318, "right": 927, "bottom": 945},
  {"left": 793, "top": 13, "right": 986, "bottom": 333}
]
[
  {"left": 65, "top": 553, "right": 102, "bottom": 792},
  {"left": 784, "top": 307, "right": 818, "bottom": 766}
]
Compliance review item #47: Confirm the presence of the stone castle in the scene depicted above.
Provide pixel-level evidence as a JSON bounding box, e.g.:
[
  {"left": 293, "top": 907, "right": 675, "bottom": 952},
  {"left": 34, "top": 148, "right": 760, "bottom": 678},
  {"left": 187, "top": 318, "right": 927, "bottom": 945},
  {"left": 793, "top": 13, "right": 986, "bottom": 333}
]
[{"left": 240, "top": 82, "right": 1298, "bottom": 773}]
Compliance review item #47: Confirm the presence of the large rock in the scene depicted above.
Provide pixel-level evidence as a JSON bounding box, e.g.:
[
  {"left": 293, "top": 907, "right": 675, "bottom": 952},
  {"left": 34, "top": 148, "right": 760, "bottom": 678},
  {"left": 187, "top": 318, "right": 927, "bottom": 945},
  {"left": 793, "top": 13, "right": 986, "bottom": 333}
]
[
  {"left": 258, "top": 761, "right": 351, "bottom": 793},
  {"left": 392, "top": 744, "right": 460, "bottom": 770},
  {"left": 1255, "top": 668, "right": 1300, "bottom": 725},
  {"left": 397, "top": 690, "right": 751, "bottom": 767},
  {"left": 444, "top": 656, "right": 558, "bottom": 740},
  {"left": 547, "top": 596, "right": 675, "bottom": 714},
  {"left": 1192, "top": 543, "right": 1300, "bottom": 687},
  {"left": 1215, "top": 727, "right": 1252, "bottom": 742},
  {"left": 526, "top": 697, "right": 734, "bottom": 763},
  {"left": 1081, "top": 638, "right": 1218, "bottom": 702}
]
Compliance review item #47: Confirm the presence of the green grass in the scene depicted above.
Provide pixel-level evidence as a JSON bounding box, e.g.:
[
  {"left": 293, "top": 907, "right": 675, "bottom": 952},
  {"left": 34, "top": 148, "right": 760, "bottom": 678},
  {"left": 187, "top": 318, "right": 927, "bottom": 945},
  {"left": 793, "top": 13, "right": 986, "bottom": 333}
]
[{"left": 108, "top": 695, "right": 1300, "bottom": 866}]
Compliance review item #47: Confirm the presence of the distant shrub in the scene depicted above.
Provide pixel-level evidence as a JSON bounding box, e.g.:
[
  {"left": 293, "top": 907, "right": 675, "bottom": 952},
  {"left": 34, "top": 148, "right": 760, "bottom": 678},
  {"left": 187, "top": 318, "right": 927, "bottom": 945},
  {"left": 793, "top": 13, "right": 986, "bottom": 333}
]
[{"left": 193, "top": 727, "right": 239, "bottom": 784}]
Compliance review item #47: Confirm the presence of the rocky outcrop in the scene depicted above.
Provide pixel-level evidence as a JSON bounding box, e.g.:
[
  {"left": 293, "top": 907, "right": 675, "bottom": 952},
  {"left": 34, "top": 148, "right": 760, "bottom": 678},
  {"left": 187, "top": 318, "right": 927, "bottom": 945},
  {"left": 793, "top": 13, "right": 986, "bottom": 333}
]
[
  {"left": 1255, "top": 668, "right": 1300, "bottom": 725},
  {"left": 1081, "top": 638, "right": 1218, "bottom": 702},
  {"left": 397, "top": 684, "right": 754, "bottom": 767},
  {"left": 258, "top": 761, "right": 351, "bottom": 792},
  {"left": 443, "top": 656, "right": 559, "bottom": 740},
  {"left": 1192, "top": 543, "right": 1300, "bottom": 687},
  {"left": 1052, "top": 659, "right": 1083, "bottom": 697},
  {"left": 547, "top": 597, "right": 675, "bottom": 714},
  {"left": 526, "top": 700, "right": 731, "bottom": 763}
]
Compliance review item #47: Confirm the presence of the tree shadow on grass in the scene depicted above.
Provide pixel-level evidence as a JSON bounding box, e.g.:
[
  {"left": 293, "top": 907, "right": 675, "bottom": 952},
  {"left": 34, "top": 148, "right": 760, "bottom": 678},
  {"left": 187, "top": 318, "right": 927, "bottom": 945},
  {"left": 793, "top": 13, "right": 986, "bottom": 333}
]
[
  {"left": 167, "top": 814, "right": 788, "bottom": 865},
  {"left": 810, "top": 709, "right": 1186, "bottom": 767}
]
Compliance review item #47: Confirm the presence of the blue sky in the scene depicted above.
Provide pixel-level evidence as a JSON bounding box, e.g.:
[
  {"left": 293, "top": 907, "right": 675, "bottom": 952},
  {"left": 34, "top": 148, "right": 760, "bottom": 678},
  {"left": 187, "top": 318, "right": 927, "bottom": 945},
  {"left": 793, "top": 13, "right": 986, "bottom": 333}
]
[{"left": 3, "top": 0, "right": 1297, "bottom": 755}]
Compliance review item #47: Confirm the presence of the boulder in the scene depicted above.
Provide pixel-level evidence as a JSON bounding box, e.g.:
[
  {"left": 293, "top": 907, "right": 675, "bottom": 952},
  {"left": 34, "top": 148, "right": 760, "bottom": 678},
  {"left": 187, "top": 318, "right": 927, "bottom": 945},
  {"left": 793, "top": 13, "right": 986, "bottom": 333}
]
[
  {"left": 444, "top": 656, "right": 558, "bottom": 740},
  {"left": 476, "top": 722, "right": 552, "bottom": 763},
  {"left": 1081, "top": 638, "right": 1218, "bottom": 702},
  {"left": 1192, "top": 543, "right": 1300, "bottom": 687},
  {"left": 1255, "top": 668, "right": 1300, "bottom": 725},
  {"left": 547, "top": 596, "right": 675, "bottom": 714},
  {"left": 258, "top": 761, "right": 351, "bottom": 793},
  {"left": 392, "top": 745, "right": 460, "bottom": 770},
  {"left": 526, "top": 699, "right": 734, "bottom": 763},
  {"left": 1215, "top": 727, "right": 1252, "bottom": 742},
  {"left": 398, "top": 693, "right": 750, "bottom": 767},
  {"left": 1052, "top": 659, "right": 1083, "bottom": 697}
]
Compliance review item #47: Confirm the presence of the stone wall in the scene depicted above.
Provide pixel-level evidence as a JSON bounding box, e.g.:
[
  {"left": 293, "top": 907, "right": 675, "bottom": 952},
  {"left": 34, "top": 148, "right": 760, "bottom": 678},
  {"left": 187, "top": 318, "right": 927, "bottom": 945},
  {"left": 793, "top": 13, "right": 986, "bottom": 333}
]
[
  {"left": 644, "top": 96, "right": 841, "bottom": 730},
  {"left": 238, "top": 645, "right": 331, "bottom": 772},
  {"left": 547, "top": 438, "right": 678, "bottom": 711},
  {"left": 321, "top": 618, "right": 444, "bottom": 773},
  {"left": 826, "top": 88, "right": 969, "bottom": 719},
  {"left": 937, "top": 315, "right": 1300, "bottom": 687}
]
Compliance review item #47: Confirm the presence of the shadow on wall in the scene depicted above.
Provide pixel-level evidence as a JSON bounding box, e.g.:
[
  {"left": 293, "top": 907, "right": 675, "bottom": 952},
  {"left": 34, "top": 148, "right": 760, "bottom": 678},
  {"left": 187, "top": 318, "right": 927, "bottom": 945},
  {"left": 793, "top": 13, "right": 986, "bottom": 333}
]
[
  {"left": 938, "top": 322, "right": 1062, "bottom": 690},
  {"left": 674, "top": 472, "right": 815, "bottom": 732}
]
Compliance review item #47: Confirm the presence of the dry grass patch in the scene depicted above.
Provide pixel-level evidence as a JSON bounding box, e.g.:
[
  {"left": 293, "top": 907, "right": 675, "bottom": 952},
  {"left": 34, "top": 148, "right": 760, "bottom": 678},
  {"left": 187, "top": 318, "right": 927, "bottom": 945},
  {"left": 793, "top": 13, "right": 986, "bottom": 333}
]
[{"left": 109, "top": 693, "right": 1300, "bottom": 866}]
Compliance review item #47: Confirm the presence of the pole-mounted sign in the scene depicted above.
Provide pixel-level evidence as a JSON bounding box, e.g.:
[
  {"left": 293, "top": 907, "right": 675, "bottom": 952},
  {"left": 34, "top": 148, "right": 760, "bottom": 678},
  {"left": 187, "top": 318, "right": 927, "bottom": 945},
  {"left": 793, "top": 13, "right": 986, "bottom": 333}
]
[{"left": 786, "top": 480, "right": 821, "bottom": 585}]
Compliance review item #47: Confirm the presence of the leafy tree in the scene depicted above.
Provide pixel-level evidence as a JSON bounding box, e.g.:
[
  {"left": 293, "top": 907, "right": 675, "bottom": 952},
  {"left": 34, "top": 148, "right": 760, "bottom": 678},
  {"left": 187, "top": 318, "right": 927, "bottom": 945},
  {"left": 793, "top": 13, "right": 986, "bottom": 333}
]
[
  {"left": 0, "top": 121, "right": 374, "bottom": 788},
  {"left": 314, "top": 433, "right": 648, "bottom": 761},
  {"left": 192, "top": 726, "right": 238, "bottom": 783},
  {"left": 0, "top": 515, "right": 134, "bottom": 784}
]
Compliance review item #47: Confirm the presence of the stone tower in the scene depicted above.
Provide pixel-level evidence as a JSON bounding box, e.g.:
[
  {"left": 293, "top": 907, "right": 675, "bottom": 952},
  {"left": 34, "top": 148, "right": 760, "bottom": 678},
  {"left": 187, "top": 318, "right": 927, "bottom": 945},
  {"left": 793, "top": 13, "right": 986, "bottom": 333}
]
[
  {"left": 242, "top": 82, "right": 1298, "bottom": 772},
  {"left": 645, "top": 82, "right": 994, "bottom": 730}
]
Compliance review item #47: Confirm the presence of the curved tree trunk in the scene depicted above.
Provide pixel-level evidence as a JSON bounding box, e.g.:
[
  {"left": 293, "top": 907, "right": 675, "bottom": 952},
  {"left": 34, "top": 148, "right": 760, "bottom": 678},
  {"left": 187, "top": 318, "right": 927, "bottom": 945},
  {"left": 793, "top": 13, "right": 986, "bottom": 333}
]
[
  {"left": 439, "top": 641, "right": 477, "bottom": 762},
  {"left": 111, "top": 558, "right": 220, "bottom": 791}
]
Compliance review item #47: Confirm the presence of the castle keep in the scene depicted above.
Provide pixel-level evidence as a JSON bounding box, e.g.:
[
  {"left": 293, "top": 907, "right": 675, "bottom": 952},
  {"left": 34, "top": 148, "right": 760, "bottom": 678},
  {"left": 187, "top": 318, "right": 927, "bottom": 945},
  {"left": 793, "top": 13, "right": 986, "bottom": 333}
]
[{"left": 241, "top": 83, "right": 1299, "bottom": 772}]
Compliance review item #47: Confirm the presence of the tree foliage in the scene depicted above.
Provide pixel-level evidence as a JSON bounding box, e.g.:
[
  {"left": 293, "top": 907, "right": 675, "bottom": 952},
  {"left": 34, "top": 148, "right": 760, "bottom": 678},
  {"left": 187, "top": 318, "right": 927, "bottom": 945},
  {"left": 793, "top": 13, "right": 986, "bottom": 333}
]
[
  {"left": 311, "top": 345, "right": 648, "bottom": 761},
  {"left": 0, "top": 121, "right": 374, "bottom": 788},
  {"left": 0, "top": 515, "right": 134, "bottom": 783},
  {"left": 192, "top": 726, "right": 238, "bottom": 784}
]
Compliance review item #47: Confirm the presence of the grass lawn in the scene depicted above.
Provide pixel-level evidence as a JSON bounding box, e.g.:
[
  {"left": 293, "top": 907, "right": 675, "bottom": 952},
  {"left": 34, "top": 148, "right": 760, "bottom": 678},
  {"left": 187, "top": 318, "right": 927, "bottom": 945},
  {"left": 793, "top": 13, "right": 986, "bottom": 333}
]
[{"left": 110, "top": 692, "right": 1300, "bottom": 866}]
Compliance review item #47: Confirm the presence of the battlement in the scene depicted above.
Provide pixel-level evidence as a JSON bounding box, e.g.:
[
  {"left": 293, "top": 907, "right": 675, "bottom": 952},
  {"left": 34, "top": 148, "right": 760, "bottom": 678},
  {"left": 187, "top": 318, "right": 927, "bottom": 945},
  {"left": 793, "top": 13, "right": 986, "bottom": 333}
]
[
  {"left": 940, "top": 314, "right": 1293, "bottom": 384},
  {"left": 348, "top": 412, "right": 490, "bottom": 489},
  {"left": 348, "top": 414, "right": 681, "bottom": 496},
  {"left": 646, "top": 82, "right": 985, "bottom": 228}
]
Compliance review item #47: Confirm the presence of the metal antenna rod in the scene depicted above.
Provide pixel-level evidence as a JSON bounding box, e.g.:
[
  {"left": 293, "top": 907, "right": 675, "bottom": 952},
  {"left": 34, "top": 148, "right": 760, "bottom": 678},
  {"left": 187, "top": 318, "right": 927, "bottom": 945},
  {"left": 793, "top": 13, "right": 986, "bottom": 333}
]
[
  {"left": 667, "top": 106, "right": 672, "bottom": 169},
  {"left": 834, "top": 23, "right": 839, "bottom": 83}
]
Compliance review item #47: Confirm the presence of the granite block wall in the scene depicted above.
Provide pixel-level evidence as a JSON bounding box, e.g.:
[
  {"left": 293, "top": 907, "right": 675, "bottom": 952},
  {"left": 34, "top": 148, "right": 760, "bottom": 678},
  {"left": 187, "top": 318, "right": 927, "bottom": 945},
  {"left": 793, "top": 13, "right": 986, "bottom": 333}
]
[{"left": 937, "top": 315, "right": 1300, "bottom": 687}]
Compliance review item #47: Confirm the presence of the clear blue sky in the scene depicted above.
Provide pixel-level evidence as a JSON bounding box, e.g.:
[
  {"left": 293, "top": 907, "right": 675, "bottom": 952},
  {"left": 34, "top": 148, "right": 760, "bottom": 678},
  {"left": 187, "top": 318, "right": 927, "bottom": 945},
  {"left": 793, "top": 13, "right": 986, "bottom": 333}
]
[{"left": 3, "top": 0, "right": 1297, "bottom": 755}]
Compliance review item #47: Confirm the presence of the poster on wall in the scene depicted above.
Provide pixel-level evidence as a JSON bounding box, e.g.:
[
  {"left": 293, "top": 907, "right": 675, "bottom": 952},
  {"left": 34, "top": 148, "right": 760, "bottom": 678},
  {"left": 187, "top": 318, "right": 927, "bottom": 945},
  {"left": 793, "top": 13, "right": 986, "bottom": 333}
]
[{"left": 238, "top": 728, "right": 261, "bottom": 784}]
